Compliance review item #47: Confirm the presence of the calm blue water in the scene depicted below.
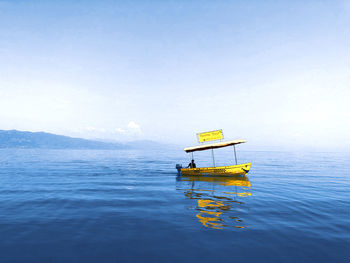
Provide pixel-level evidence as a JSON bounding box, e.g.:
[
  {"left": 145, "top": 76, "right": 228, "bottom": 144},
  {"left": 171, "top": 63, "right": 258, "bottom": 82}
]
[{"left": 0, "top": 149, "right": 349, "bottom": 262}]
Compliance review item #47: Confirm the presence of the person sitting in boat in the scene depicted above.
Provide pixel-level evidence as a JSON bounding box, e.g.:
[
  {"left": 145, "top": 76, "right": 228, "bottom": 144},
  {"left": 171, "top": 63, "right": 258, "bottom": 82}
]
[{"left": 187, "top": 159, "right": 196, "bottom": 168}]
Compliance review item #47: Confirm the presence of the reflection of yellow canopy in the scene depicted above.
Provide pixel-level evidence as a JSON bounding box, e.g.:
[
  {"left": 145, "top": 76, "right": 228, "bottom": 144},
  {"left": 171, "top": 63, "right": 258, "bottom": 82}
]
[{"left": 184, "top": 140, "right": 246, "bottom": 153}]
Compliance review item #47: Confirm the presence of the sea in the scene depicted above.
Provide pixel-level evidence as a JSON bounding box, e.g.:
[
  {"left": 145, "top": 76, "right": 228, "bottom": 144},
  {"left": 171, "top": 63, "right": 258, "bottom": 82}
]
[{"left": 0, "top": 148, "right": 349, "bottom": 263}]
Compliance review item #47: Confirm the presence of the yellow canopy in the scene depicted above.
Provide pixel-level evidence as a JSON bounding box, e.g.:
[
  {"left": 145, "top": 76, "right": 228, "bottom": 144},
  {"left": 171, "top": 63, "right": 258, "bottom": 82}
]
[{"left": 184, "top": 139, "right": 246, "bottom": 153}]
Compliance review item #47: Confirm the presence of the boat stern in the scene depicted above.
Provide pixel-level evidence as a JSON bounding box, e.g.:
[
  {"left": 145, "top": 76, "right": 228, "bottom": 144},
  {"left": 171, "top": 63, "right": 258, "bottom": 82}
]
[{"left": 175, "top": 164, "right": 182, "bottom": 176}]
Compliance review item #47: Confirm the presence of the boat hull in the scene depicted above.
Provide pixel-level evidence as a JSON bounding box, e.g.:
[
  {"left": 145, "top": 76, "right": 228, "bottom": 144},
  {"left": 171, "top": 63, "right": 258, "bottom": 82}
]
[{"left": 180, "top": 163, "right": 251, "bottom": 176}]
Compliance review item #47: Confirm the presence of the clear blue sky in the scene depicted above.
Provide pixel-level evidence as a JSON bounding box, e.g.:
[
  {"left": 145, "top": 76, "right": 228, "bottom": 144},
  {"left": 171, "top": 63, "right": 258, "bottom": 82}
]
[{"left": 0, "top": 0, "right": 349, "bottom": 151}]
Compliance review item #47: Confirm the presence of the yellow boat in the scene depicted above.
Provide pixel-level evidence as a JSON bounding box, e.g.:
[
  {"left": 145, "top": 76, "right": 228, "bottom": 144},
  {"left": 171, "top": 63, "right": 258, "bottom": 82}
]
[
  {"left": 176, "top": 136, "right": 251, "bottom": 176},
  {"left": 180, "top": 163, "right": 251, "bottom": 176}
]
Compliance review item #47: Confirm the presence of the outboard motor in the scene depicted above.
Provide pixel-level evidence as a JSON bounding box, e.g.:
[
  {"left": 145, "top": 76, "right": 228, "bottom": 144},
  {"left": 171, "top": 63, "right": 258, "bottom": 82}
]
[{"left": 175, "top": 164, "right": 182, "bottom": 176}]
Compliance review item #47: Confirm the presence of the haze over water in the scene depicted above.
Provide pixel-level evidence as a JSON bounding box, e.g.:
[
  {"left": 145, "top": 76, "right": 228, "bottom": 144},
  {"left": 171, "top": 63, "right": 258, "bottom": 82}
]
[
  {"left": 1, "top": 149, "right": 349, "bottom": 262},
  {"left": 1, "top": 1, "right": 349, "bottom": 151}
]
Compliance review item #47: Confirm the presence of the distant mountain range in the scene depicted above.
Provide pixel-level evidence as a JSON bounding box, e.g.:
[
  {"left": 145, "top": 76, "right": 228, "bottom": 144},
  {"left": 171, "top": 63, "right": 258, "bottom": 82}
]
[{"left": 0, "top": 130, "right": 170, "bottom": 150}]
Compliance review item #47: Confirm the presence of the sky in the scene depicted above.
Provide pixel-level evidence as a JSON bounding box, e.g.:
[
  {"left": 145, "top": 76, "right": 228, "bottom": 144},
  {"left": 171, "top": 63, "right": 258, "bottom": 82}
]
[{"left": 0, "top": 0, "right": 349, "bottom": 151}]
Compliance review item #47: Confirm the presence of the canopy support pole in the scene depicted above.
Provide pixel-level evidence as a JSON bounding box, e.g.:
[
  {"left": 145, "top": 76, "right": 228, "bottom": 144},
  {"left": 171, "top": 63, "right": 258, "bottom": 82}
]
[
  {"left": 233, "top": 145, "right": 238, "bottom": 165},
  {"left": 211, "top": 148, "right": 216, "bottom": 167},
  {"left": 191, "top": 152, "right": 194, "bottom": 161}
]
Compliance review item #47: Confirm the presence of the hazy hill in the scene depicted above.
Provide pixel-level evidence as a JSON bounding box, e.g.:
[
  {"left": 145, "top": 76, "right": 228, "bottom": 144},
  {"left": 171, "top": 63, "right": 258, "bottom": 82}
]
[
  {"left": 0, "top": 130, "right": 126, "bottom": 149},
  {"left": 0, "top": 130, "right": 174, "bottom": 150}
]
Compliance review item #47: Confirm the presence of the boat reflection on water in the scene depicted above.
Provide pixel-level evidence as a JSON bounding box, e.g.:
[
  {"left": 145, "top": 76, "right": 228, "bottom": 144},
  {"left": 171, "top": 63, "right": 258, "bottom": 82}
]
[{"left": 177, "top": 175, "right": 252, "bottom": 229}]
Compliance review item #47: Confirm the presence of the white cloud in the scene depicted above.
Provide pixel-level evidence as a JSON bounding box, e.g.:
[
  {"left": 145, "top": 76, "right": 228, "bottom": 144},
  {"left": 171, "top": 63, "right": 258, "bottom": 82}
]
[
  {"left": 115, "top": 128, "right": 126, "bottom": 133},
  {"left": 127, "top": 121, "right": 140, "bottom": 130},
  {"left": 114, "top": 121, "right": 142, "bottom": 136}
]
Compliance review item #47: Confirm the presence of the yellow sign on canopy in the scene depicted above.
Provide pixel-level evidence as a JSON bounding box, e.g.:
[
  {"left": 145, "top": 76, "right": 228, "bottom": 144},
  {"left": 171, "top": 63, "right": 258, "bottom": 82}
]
[{"left": 197, "top": 130, "right": 223, "bottom": 143}]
